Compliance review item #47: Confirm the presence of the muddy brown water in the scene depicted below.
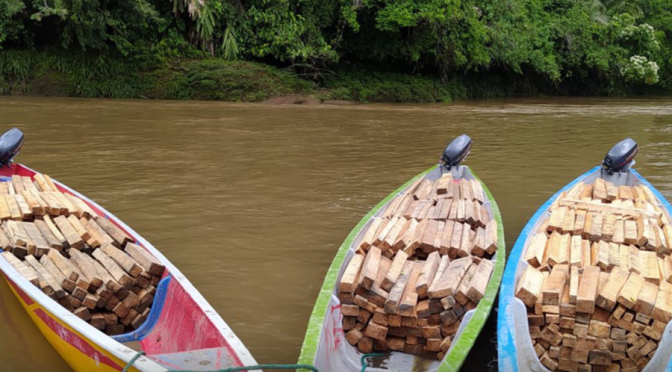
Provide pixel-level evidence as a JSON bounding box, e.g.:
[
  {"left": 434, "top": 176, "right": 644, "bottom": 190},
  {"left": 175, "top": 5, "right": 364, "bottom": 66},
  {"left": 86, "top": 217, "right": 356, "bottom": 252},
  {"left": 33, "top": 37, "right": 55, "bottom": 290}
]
[{"left": 1, "top": 96, "right": 672, "bottom": 371}]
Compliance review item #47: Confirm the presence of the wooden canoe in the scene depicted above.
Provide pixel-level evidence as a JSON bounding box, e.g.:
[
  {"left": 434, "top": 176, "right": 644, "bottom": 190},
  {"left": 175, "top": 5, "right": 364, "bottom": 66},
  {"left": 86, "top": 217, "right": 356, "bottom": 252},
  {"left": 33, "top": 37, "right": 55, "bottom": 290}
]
[
  {"left": 0, "top": 163, "right": 257, "bottom": 372},
  {"left": 498, "top": 140, "right": 672, "bottom": 371},
  {"left": 298, "top": 142, "right": 505, "bottom": 371}
]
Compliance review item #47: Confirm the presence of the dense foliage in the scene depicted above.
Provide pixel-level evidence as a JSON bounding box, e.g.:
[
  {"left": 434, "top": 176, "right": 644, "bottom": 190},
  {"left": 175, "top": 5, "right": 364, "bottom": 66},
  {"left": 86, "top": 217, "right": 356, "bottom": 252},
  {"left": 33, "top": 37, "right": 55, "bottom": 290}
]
[{"left": 1, "top": 0, "right": 671, "bottom": 100}]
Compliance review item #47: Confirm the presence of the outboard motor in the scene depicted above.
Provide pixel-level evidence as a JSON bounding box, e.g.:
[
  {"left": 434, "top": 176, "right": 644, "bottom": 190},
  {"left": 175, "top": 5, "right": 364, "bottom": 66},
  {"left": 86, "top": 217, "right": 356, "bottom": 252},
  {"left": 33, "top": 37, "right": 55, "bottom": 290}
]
[
  {"left": 602, "top": 138, "right": 638, "bottom": 175},
  {"left": 0, "top": 128, "right": 24, "bottom": 168},
  {"left": 440, "top": 134, "right": 472, "bottom": 170}
]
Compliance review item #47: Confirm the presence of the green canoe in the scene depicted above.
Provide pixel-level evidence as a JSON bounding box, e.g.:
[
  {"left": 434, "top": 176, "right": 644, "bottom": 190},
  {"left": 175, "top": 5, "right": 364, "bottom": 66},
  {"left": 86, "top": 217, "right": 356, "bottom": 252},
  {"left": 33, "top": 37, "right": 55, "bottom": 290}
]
[{"left": 298, "top": 137, "right": 505, "bottom": 372}]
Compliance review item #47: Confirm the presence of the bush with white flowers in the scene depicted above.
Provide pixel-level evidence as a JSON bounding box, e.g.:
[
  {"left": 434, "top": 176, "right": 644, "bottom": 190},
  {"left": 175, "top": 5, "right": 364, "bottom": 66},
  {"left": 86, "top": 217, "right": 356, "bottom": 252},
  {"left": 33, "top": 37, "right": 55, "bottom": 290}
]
[{"left": 622, "top": 55, "right": 660, "bottom": 84}]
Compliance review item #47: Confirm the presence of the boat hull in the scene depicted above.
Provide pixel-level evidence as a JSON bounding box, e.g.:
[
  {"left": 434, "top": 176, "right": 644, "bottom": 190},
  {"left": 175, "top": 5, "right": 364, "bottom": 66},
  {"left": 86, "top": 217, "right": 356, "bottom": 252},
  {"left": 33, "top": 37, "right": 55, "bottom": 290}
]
[
  {"left": 497, "top": 166, "right": 672, "bottom": 372},
  {"left": 298, "top": 165, "right": 505, "bottom": 372},
  {"left": 0, "top": 163, "right": 257, "bottom": 372}
]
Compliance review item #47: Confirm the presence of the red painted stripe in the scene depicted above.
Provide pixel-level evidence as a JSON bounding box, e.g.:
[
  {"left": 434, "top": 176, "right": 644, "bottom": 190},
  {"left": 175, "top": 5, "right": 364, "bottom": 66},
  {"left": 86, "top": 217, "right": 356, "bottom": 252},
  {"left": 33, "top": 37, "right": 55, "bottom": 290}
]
[
  {"left": 34, "top": 308, "right": 123, "bottom": 371},
  {"left": 5, "top": 275, "right": 35, "bottom": 306}
]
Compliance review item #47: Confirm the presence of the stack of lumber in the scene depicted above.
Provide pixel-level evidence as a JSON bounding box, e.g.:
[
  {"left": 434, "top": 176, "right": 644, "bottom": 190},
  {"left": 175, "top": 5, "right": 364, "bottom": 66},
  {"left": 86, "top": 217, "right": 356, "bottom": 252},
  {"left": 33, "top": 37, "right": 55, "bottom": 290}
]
[
  {"left": 516, "top": 179, "right": 672, "bottom": 372},
  {"left": 338, "top": 174, "right": 498, "bottom": 360},
  {"left": 0, "top": 174, "right": 165, "bottom": 336}
]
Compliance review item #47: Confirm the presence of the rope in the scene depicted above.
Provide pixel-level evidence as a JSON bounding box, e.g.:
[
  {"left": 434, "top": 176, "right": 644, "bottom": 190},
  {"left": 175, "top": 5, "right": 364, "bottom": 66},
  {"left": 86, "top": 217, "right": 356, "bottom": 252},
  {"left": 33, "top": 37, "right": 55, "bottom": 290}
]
[
  {"left": 360, "top": 353, "right": 384, "bottom": 372},
  {"left": 124, "top": 350, "right": 319, "bottom": 372},
  {"left": 123, "top": 351, "right": 146, "bottom": 372}
]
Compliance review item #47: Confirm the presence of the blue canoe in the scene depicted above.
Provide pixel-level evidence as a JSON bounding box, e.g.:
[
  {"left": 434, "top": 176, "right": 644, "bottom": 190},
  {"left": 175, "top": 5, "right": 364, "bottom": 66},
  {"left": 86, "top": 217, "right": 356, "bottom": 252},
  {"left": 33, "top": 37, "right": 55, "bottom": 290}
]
[{"left": 498, "top": 139, "right": 672, "bottom": 371}]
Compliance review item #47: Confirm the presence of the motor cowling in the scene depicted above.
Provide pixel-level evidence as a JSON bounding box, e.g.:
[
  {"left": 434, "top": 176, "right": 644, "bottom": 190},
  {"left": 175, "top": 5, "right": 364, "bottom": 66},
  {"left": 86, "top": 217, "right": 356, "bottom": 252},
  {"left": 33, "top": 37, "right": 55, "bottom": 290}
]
[
  {"left": 603, "top": 138, "right": 638, "bottom": 174},
  {"left": 441, "top": 134, "right": 472, "bottom": 170},
  {"left": 0, "top": 128, "right": 24, "bottom": 167}
]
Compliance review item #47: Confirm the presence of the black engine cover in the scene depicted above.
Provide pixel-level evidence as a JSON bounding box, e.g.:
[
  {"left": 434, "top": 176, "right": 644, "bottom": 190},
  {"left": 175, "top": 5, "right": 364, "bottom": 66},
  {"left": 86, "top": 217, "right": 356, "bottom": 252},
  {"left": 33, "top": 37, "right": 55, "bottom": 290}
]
[
  {"left": 441, "top": 134, "right": 472, "bottom": 169},
  {"left": 603, "top": 138, "right": 638, "bottom": 174},
  {"left": 0, "top": 128, "right": 24, "bottom": 167}
]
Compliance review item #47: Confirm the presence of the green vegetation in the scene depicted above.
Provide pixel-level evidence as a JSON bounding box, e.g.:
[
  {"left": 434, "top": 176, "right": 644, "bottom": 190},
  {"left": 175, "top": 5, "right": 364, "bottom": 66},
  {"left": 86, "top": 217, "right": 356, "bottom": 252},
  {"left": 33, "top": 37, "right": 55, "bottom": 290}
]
[{"left": 1, "top": 0, "right": 671, "bottom": 102}]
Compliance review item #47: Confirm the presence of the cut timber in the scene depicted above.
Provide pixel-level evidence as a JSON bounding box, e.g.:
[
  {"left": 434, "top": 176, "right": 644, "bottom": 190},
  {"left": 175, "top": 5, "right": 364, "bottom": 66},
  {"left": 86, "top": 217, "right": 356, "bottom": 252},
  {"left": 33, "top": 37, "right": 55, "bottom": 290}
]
[
  {"left": 25, "top": 255, "right": 65, "bottom": 298},
  {"left": 484, "top": 219, "right": 498, "bottom": 254},
  {"left": 94, "top": 216, "right": 133, "bottom": 247},
  {"left": 46, "top": 249, "right": 79, "bottom": 282},
  {"left": 546, "top": 232, "right": 566, "bottom": 267},
  {"left": 548, "top": 207, "right": 567, "bottom": 232},
  {"left": 652, "top": 283, "right": 672, "bottom": 323},
  {"left": 617, "top": 272, "right": 645, "bottom": 309},
  {"left": 382, "top": 217, "right": 409, "bottom": 251},
  {"left": 594, "top": 178, "right": 608, "bottom": 201},
  {"left": 558, "top": 199, "right": 661, "bottom": 220},
  {"left": 525, "top": 233, "right": 548, "bottom": 268},
  {"left": 14, "top": 195, "right": 32, "bottom": 220},
  {"left": 542, "top": 264, "right": 568, "bottom": 305},
  {"left": 368, "top": 256, "right": 391, "bottom": 307},
  {"left": 65, "top": 194, "right": 96, "bottom": 219},
  {"left": 34, "top": 220, "right": 62, "bottom": 250},
  {"left": 569, "top": 266, "right": 579, "bottom": 304},
  {"left": 92, "top": 249, "right": 134, "bottom": 288},
  {"left": 457, "top": 223, "right": 471, "bottom": 258},
  {"left": 516, "top": 266, "right": 544, "bottom": 308},
  {"left": 634, "top": 281, "right": 658, "bottom": 317},
  {"left": 1, "top": 251, "right": 39, "bottom": 286},
  {"left": 591, "top": 241, "right": 610, "bottom": 271},
  {"left": 415, "top": 251, "right": 439, "bottom": 299},
  {"left": 382, "top": 251, "right": 408, "bottom": 291},
  {"left": 4, "top": 195, "right": 22, "bottom": 220},
  {"left": 639, "top": 251, "right": 660, "bottom": 284},
  {"left": 42, "top": 215, "right": 67, "bottom": 247},
  {"left": 100, "top": 243, "right": 143, "bottom": 278},
  {"left": 339, "top": 254, "right": 364, "bottom": 293},
  {"left": 561, "top": 208, "right": 575, "bottom": 234},
  {"left": 428, "top": 255, "right": 450, "bottom": 296},
  {"left": 385, "top": 261, "right": 413, "bottom": 314},
  {"left": 576, "top": 266, "right": 601, "bottom": 313},
  {"left": 619, "top": 186, "right": 635, "bottom": 200},
  {"left": 361, "top": 246, "right": 382, "bottom": 290},
  {"left": 436, "top": 174, "right": 452, "bottom": 195},
  {"left": 398, "top": 261, "right": 424, "bottom": 316},
  {"left": 21, "top": 222, "right": 50, "bottom": 257},
  {"left": 428, "top": 257, "right": 471, "bottom": 299},
  {"left": 69, "top": 249, "right": 103, "bottom": 289},
  {"left": 53, "top": 216, "right": 83, "bottom": 249},
  {"left": 466, "top": 259, "right": 494, "bottom": 303},
  {"left": 66, "top": 215, "right": 91, "bottom": 242},
  {"left": 376, "top": 216, "right": 399, "bottom": 247},
  {"left": 454, "top": 264, "right": 478, "bottom": 305},
  {"left": 569, "top": 235, "right": 582, "bottom": 267},
  {"left": 596, "top": 266, "right": 629, "bottom": 311},
  {"left": 39, "top": 255, "right": 76, "bottom": 293},
  {"left": 448, "top": 222, "right": 463, "bottom": 258}
]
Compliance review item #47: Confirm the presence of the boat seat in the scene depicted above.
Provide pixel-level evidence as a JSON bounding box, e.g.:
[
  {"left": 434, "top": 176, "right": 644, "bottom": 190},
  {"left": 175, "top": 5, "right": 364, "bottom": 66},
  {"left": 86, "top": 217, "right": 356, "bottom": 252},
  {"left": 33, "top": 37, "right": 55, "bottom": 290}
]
[{"left": 147, "top": 347, "right": 244, "bottom": 371}]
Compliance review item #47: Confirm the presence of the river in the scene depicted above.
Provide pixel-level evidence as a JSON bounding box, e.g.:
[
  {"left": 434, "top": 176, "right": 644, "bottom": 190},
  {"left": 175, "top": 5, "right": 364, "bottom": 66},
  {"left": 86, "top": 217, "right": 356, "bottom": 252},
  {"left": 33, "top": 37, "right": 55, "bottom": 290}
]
[{"left": 1, "top": 96, "right": 672, "bottom": 371}]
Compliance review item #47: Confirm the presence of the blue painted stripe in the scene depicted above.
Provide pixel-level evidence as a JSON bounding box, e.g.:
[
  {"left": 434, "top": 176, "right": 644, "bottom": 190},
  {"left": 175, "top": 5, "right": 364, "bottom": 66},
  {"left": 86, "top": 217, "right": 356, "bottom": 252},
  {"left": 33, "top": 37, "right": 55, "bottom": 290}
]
[
  {"left": 111, "top": 274, "right": 172, "bottom": 343},
  {"left": 497, "top": 166, "right": 600, "bottom": 372}
]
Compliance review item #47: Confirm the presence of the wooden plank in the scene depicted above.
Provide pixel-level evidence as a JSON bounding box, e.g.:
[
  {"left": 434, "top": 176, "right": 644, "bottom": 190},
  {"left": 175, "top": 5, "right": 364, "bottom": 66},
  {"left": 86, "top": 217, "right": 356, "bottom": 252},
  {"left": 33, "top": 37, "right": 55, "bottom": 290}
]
[
  {"left": 619, "top": 185, "right": 634, "bottom": 200},
  {"left": 572, "top": 210, "right": 586, "bottom": 236},
  {"left": 415, "top": 251, "right": 440, "bottom": 299},
  {"left": 454, "top": 263, "right": 477, "bottom": 305},
  {"left": 576, "top": 266, "right": 601, "bottom": 313},
  {"left": 436, "top": 174, "right": 452, "bottom": 195},
  {"left": 457, "top": 223, "right": 471, "bottom": 258},
  {"left": 25, "top": 255, "right": 65, "bottom": 298},
  {"left": 456, "top": 199, "right": 466, "bottom": 222},
  {"left": 1, "top": 251, "right": 39, "bottom": 286},
  {"left": 42, "top": 174, "right": 59, "bottom": 192},
  {"left": 559, "top": 199, "right": 661, "bottom": 220},
  {"left": 484, "top": 219, "right": 498, "bottom": 254},
  {"left": 398, "top": 261, "right": 424, "bottom": 316},
  {"left": 124, "top": 243, "right": 165, "bottom": 278},
  {"left": 515, "top": 265, "right": 545, "bottom": 307},
  {"left": 65, "top": 194, "right": 96, "bottom": 219},
  {"left": 582, "top": 212, "right": 594, "bottom": 240},
  {"left": 634, "top": 281, "right": 658, "bottom": 317},
  {"left": 617, "top": 272, "right": 645, "bottom": 309},
  {"left": 596, "top": 266, "right": 629, "bottom": 311},
  {"left": 53, "top": 216, "right": 83, "bottom": 249},
  {"left": 39, "top": 254, "right": 75, "bottom": 293},
  {"left": 525, "top": 233, "right": 548, "bottom": 268},
  {"left": 385, "top": 261, "right": 414, "bottom": 314},
  {"left": 21, "top": 191, "right": 43, "bottom": 215},
  {"left": 66, "top": 215, "right": 91, "bottom": 242},
  {"left": 0, "top": 193, "right": 10, "bottom": 220},
  {"left": 84, "top": 217, "right": 116, "bottom": 248},
  {"left": 382, "top": 217, "right": 409, "bottom": 251},
  {"left": 367, "top": 256, "right": 391, "bottom": 307},
  {"left": 549, "top": 207, "right": 567, "bottom": 232},
  {"left": 339, "top": 254, "right": 364, "bottom": 293},
  {"left": 639, "top": 251, "right": 659, "bottom": 284},
  {"left": 3, "top": 220, "right": 28, "bottom": 247},
  {"left": 561, "top": 208, "right": 575, "bottom": 234},
  {"left": 569, "top": 265, "right": 580, "bottom": 304},
  {"left": 4, "top": 195, "right": 22, "bottom": 221},
  {"left": 593, "top": 178, "right": 608, "bottom": 201},
  {"left": 361, "top": 246, "right": 382, "bottom": 290},
  {"left": 652, "top": 282, "right": 672, "bottom": 323},
  {"left": 420, "top": 219, "right": 439, "bottom": 252},
  {"left": 21, "top": 222, "right": 51, "bottom": 257},
  {"left": 14, "top": 194, "right": 32, "bottom": 220},
  {"left": 94, "top": 216, "right": 133, "bottom": 247},
  {"left": 605, "top": 181, "right": 618, "bottom": 201},
  {"left": 448, "top": 222, "right": 463, "bottom": 258},
  {"left": 608, "top": 242, "right": 620, "bottom": 270},
  {"left": 382, "top": 251, "right": 408, "bottom": 292},
  {"left": 589, "top": 213, "right": 604, "bottom": 241},
  {"left": 466, "top": 259, "right": 494, "bottom": 303},
  {"left": 34, "top": 219, "right": 63, "bottom": 251},
  {"left": 542, "top": 264, "right": 568, "bottom": 305},
  {"left": 612, "top": 218, "right": 625, "bottom": 244},
  {"left": 601, "top": 214, "right": 616, "bottom": 241},
  {"left": 69, "top": 249, "right": 103, "bottom": 289},
  {"left": 91, "top": 249, "right": 134, "bottom": 288},
  {"left": 428, "top": 257, "right": 472, "bottom": 299},
  {"left": 46, "top": 249, "right": 80, "bottom": 283},
  {"left": 591, "top": 241, "right": 610, "bottom": 270}
]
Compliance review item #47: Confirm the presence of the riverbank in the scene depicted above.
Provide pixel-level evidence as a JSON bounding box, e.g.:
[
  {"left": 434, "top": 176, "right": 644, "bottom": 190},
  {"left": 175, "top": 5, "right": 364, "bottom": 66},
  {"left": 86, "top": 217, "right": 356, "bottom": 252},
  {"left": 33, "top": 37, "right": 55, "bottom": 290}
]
[{"left": 0, "top": 50, "right": 668, "bottom": 104}]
